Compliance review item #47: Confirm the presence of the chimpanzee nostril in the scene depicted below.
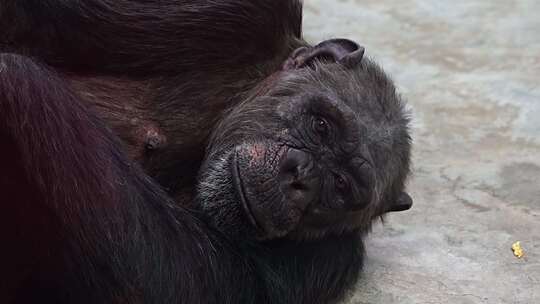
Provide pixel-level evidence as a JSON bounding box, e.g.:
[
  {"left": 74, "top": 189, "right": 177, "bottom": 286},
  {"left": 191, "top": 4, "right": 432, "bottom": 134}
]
[
  {"left": 280, "top": 148, "right": 310, "bottom": 174},
  {"left": 278, "top": 148, "right": 319, "bottom": 207},
  {"left": 290, "top": 181, "right": 306, "bottom": 190}
]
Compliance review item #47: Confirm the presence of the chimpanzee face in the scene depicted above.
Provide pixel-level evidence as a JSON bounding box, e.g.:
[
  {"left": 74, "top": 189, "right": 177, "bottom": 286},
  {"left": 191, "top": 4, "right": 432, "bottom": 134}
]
[{"left": 197, "top": 40, "right": 412, "bottom": 240}]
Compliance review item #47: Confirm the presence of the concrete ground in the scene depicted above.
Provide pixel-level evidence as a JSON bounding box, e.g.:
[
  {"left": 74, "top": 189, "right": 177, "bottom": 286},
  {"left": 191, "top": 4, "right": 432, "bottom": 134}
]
[{"left": 303, "top": 1, "right": 540, "bottom": 303}]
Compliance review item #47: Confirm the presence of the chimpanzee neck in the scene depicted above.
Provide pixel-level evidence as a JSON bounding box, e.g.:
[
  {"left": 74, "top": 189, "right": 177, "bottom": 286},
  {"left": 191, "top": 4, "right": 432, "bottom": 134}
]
[{"left": 241, "top": 234, "right": 365, "bottom": 304}]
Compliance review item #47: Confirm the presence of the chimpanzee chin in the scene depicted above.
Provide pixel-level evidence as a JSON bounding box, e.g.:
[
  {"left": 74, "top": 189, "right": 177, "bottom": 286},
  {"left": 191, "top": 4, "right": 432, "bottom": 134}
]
[{"left": 197, "top": 39, "right": 413, "bottom": 241}]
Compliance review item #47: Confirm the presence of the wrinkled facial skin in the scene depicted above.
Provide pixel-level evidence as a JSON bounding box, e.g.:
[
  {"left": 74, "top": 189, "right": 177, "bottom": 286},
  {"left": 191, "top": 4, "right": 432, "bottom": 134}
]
[{"left": 197, "top": 52, "right": 412, "bottom": 241}]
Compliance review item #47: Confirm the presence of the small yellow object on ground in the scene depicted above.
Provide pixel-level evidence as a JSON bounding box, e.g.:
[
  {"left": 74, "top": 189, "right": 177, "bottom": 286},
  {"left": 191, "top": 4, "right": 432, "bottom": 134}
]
[{"left": 512, "top": 241, "right": 524, "bottom": 258}]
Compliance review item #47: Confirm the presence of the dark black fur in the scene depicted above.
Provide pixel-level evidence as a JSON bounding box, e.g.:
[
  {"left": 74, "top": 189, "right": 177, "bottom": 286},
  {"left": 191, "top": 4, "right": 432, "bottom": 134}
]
[
  {"left": 0, "top": 1, "right": 412, "bottom": 303},
  {"left": 0, "top": 0, "right": 304, "bottom": 194},
  {"left": 0, "top": 54, "right": 367, "bottom": 304},
  {"left": 0, "top": 53, "right": 368, "bottom": 304}
]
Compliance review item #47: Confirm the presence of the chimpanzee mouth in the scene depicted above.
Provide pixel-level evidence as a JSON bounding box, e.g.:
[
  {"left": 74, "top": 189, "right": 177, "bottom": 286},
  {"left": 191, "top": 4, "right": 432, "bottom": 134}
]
[{"left": 231, "top": 151, "right": 263, "bottom": 232}]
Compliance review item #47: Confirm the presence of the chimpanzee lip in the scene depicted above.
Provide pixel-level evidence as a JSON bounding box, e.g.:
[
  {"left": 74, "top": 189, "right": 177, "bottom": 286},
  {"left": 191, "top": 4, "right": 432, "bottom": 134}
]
[{"left": 231, "top": 151, "right": 264, "bottom": 233}]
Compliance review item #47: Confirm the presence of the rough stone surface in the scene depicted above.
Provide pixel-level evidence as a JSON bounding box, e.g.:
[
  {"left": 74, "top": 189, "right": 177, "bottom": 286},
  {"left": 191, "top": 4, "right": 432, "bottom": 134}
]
[{"left": 303, "top": 1, "right": 540, "bottom": 303}]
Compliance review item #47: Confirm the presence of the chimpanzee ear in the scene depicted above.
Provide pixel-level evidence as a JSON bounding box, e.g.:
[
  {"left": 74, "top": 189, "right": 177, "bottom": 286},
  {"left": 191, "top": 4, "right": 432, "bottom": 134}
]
[
  {"left": 284, "top": 38, "right": 365, "bottom": 70},
  {"left": 386, "top": 192, "right": 413, "bottom": 213}
]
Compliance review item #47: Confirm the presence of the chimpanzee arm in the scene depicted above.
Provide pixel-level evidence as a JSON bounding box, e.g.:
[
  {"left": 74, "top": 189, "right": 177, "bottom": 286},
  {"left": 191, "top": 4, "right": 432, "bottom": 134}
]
[
  {"left": 0, "top": 0, "right": 302, "bottom": 75},
  {"left": 0, "top": 53, "right": 251, "bottom": 303}
]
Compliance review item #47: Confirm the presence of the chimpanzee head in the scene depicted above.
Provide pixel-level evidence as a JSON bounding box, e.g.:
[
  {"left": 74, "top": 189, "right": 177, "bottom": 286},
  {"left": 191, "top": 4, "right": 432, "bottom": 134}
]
[{"left": 197, "top": 39, "right": 412, "bottom": 240}]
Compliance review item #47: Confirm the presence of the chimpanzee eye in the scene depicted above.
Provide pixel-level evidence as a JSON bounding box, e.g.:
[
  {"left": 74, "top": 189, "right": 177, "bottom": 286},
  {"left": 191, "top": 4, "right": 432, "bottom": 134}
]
[{"left": 312, "top": 116, "right": 329, "bottom": 135}]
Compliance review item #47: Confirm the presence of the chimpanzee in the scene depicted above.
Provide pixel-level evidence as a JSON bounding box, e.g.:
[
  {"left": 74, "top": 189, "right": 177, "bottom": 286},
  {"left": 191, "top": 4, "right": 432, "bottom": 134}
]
[{"left": 0, "top": 0, "right": 413, "bottom": 303}]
